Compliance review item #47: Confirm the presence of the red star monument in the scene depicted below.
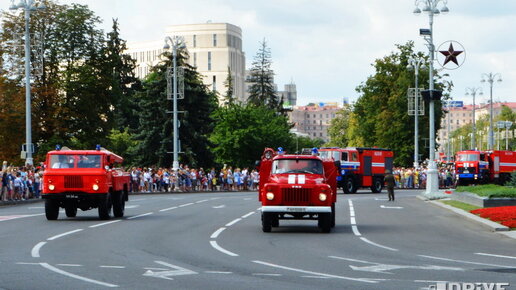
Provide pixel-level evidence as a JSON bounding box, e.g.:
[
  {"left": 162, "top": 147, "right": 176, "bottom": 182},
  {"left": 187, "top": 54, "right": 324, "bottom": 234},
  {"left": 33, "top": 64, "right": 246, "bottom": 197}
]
[{"left": 439, "top": 43, "right": 463, "bottom": 66}]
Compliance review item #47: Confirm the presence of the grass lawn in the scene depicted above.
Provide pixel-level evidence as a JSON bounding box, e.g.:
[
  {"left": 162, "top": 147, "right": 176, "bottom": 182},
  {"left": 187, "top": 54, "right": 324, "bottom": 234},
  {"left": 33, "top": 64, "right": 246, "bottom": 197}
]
[
  {"left": 441, "top": 200, "right": 480, "bottom": 212},
  {"left": 455, "top": 184, "right": 516, "bottom": 198}
]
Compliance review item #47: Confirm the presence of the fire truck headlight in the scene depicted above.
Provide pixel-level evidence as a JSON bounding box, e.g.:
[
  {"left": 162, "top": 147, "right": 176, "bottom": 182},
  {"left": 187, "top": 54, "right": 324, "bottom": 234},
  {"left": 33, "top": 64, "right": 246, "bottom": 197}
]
[
  {"left": 48, "top": 184, "right": 55, "bottom": 191},
  {"left": 319, "top": 193, "right": 327, "bottom": 202},
  {"left": 474, "top": 175, "right": 478, "bottom": 179},
  {"left": 266, "top": 192, "right": 274, "bottom": 200},
  {"left": 92, "top": 184, "right": 99, "bottom": 191}
]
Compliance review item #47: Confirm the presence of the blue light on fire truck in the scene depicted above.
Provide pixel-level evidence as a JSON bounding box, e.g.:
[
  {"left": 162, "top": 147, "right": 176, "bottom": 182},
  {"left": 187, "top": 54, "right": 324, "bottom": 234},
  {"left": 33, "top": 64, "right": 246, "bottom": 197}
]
[
  {"left": 55, "top": 144, "right": 61, "bottom": 151},
  {"left": 311, "top": 148, "right": 319, "bottom": 156},
  {"left": 96, "top": 144, "right": 101, "bottom": 151},
  {"left": 277, "top": 147, "right": 284, "bottom": 155}
]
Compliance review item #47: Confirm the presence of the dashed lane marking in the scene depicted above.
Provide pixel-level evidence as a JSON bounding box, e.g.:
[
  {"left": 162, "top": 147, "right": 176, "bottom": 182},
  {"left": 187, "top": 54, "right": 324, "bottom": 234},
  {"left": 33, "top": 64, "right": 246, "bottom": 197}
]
[
  {"left": 252, "top": 273, "right": 282, "bottom": 277},
  {"left": 351, "top": 225, "right": 361, "bottom": 236},
  {"left": 57, "top": 264, "right": 82, "bottom": 267},
  {"left": 178, "top": 203, "right": 194, "bottom": 207},
  {"left": 212, "top": 205, "right": 225, "bottom": 209},
  {"left": 252, "top": 260, "right": 378, "bottom": 283},
  {"left": 89, "top": 220, "right": 121, "bottom": 228},
  {"left": 210, "top": 227, "right": 226, "bottom": 239},
  {"left": 225, "top": 218, "right": 241, "bottom": 227},
  {"left": 127, "top": 212, "right": 153, "bottom": 220},
  {"left": 39, "top": 262, "right": 118, "bottom": 288},
  {"left": 380, "top": 205, "right": 403, "bottom": 209},
  {"left": 196, "top": 199, "right": 209, "bottom": 203},
  {"left": 210, "top": 241, "right": 239, "bottom": 257},
  {"left": 475, "top": 253, "right": 516, "bottom": 260},
  {"left": 242, "top": 211, "right": 255, "bottom": 218},
  {"left": 47, "top": 229, "right": 83, "bottom": 240},
  {"left": 31, "top": 242, "right": 46, "bottom": 258},
  {"left": 100, "top": 265, "right": 126, "bottom": 269},
  {"left": 301, "top": 276, "right": 331, "bottom": 279},
  {"left": 418, "top": 255, "right": 516, "bottom": 268},
  {"left": 159, "top": 206, "right": 178, "bottom": 212},
  {"left": 205, "top": 271, "right": 232, "bottom": 274}
]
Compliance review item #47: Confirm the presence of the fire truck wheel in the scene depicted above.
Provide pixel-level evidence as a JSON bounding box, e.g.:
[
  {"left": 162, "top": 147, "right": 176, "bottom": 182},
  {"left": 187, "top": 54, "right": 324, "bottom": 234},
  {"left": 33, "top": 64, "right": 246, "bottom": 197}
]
[
  {"left": 65, "top": 204, "right": 77, "bottom": 218},
  {"left": 343, "top": 177, "right": 355, "bottom": 194},
  {"left": 113, "top": 191, "right": 125, "bottom": 218},
  {"left": 98, "top": 193, "right": 112, "bottom": 220},
  {"left": 371, "top": 177, "right": 383, "bottom": 193},
  {"left": 318, "top": 213, "right": 331, "bottom": 233},
  {"left": 262, "top": 213, "right": 272, "bottom": 232},
  {"left": 45, "top": 199, "right": 59, "bottom": 220},
  {"left": 331, "top": 204, "right": 336, "bottom": 228}
]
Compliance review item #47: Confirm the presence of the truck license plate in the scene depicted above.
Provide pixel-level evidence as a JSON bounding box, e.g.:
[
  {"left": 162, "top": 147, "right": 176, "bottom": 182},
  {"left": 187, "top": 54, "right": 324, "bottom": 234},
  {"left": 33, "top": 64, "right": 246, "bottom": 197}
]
[
  {"left": 463, "top": 170, "right": 469, "bottom": 173},
  {"left": 287, "top": 207, "right": 305, "bottom": 212},
  {"left": 66, "top": 194, "right": 78, "bottom": 199}
]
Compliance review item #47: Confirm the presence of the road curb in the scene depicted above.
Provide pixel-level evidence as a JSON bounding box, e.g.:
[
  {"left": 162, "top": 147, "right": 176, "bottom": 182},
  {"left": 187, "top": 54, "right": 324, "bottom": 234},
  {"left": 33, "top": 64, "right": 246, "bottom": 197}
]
[
  {"left": 417, "top": 195, "right": 512, "bottom": 234},
  {"left": 0, "top": 198, "right": 43, "bottom": 207}
]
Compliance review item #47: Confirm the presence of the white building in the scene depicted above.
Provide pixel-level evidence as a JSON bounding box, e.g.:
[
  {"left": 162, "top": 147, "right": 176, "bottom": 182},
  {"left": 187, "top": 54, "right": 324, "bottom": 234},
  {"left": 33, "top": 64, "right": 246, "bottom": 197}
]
[{"left": 126, "top": 23, "right": 246, "bottom": 103}]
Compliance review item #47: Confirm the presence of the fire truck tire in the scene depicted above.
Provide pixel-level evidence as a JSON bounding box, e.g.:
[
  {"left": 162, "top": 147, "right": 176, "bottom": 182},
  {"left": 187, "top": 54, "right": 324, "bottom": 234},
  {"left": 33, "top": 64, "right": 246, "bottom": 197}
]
[
  {"left": 343, "top": 177, "right": 355, "bottom": 194},
  {"left": 113, "top": 191, "right": 125, "bottom": 218},
  {"left": 45, "top": 199, "right": 59, "bottom": 220},
  {"left": 98, "top": 193, "right": 112, "bottom": 220},
  {"left": 371, "top": 177, "right": 383, "bottom": 193},
  {"left": 318, "top": 213, "right": 331, "bottom": 233},
  {"left": 262, "top": 213, "right": 272, "bottom": 232},
  {"left": 65, "top": 204, "right": 77, "bottom": 218},
  {"left": 331, "top": 203, "right": 336, "bottom": 228}
]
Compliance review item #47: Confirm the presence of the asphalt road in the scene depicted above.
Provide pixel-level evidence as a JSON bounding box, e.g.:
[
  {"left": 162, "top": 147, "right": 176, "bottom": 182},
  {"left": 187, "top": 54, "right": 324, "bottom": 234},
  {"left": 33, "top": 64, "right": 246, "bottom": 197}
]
[{"left": 0, "top": 190, "right": 515, "bottom": 290}]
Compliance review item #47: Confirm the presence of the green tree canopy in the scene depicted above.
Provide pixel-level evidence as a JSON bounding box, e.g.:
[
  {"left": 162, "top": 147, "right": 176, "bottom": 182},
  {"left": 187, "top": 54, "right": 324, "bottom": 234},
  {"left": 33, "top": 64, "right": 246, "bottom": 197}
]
[{"left": 246, "top": 39, "right": 280, "bottom": 110}]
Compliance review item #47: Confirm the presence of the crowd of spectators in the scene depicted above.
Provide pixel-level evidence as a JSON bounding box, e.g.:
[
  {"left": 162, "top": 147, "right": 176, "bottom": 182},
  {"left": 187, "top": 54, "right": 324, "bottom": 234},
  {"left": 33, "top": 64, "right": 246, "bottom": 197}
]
[
  {"left": 391, "top": 163, "right": 455, "bottom": 189},
  {"left": 0, "top": 161, "right": 42, "bottom": 202}
]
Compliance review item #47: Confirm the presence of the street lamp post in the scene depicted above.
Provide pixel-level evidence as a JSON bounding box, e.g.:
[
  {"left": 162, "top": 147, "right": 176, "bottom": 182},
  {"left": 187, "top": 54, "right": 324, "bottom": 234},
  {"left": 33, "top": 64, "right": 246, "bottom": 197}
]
[
  {"left": 9, "top": 0, "right": 46, "bottom": 166},
  {"left": 413, "top": 0, "right": 449, "bottom": 195},
  {"left": 407, "top": 56, "right": 426, "bottom": 168},
  {"left": 163, "top": 36, "right": 185, "bottom": 170},
  {"left": 481, "top": 73, "right": 502, "bottom": 150},
  {"left": 465, "top": 87, "right": 482, "bottom": 150},
  {"left": 446, "top": 98, "right": 451, "bottom": 162}
]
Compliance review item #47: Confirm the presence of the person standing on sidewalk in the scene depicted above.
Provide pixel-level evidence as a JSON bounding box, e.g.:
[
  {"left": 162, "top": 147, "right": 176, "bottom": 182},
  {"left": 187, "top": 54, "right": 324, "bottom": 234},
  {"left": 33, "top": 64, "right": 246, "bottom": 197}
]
[{"left": 384, "top": 169, "right": 396, "bottom": 201}]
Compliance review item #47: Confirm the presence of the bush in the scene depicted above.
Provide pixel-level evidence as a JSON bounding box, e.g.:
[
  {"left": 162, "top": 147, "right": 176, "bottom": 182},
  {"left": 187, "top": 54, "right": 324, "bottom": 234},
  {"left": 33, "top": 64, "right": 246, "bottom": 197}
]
[
  {"left": 505, "top": 171, "right": 516, "bottom": 187},
  {"left": 455, "top": 184, "right": 516, "bottom": 198}
]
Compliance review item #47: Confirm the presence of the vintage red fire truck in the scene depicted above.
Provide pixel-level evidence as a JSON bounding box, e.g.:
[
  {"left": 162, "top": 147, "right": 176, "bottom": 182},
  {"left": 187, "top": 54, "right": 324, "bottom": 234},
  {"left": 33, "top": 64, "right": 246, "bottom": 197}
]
[
  {"left": 455, "top": 150, "right": 516, "bottom": 186},
  {"left": 42, "top": 146, "right": 131, "bottom": 220},
  {"left": 318, "top": 147, "right": 394, "bottom": 194},
  {"left": 257, "top": 148, "right": 339, "bottom": 233}
]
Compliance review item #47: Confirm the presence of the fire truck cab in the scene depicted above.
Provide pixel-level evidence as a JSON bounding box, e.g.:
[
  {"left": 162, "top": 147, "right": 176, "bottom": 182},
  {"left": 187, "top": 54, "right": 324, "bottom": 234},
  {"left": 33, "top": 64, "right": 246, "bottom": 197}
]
[
  {"left": 319, "top": 147, "right": 394, "bottom": 194},
  {"left": 42, "top": 146, "right": 130, "bottom": 220},
  {"left": 455, "top": 150, "right": 516, "bottom": 186},
  {"left": 257, "top": 148, "right": 339, "bottom": 233}
]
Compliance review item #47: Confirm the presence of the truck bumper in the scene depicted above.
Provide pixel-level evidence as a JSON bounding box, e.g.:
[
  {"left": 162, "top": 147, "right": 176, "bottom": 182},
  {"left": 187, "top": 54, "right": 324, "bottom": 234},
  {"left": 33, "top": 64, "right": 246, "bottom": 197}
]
[{"left": 261, "top": 206, "right": 332, "bottom": 213}]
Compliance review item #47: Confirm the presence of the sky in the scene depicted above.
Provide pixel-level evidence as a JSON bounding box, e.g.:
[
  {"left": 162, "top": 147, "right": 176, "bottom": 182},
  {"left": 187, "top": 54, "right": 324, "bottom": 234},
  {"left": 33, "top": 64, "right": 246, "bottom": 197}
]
[{"left": 34, "top": 0, "right": 516, "bottom": 106}]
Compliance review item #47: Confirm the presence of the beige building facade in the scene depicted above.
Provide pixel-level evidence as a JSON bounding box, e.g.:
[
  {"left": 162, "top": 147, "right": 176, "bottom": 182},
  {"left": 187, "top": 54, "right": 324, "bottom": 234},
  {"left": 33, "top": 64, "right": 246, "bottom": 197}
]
[
  {"left": 126, "top": 23, "right": 246, "bottom": 103},
  {"left": 289, "top": 103, "right": 340, "bottom": 142}
]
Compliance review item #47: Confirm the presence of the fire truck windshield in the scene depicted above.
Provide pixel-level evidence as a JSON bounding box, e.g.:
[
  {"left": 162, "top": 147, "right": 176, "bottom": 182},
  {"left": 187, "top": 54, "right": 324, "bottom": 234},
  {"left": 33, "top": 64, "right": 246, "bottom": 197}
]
[
  {"left": 50, "top": 154, "right": 102, "bottom": 169},
  {"left": 456, "top": 154, "right": 479, "bottom": 161},
  {"left": 319, "top": 151, "right": 340, "bottom": 161},
  {"left": 272, "top": 159, "right": 323, "bottom": 175}
]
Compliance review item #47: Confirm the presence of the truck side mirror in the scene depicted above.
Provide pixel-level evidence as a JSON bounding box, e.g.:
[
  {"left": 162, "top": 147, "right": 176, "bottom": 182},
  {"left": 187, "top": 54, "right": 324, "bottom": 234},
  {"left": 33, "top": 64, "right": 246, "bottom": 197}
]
[
  {"left": 255, "top": 160, "right": 261, "bottom": 169},
  {"left": 334, "top": 161, "right": 341, "bottom": 169}
]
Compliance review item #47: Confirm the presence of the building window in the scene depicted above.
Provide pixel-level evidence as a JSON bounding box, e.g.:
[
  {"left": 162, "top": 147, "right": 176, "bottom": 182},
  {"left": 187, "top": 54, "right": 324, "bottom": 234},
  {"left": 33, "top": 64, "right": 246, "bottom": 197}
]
[
  {"left": 313, "top": 114, "right": 316, "bottom": 118},
  {"left": 208, "top": 52, "right": 212, "bottom": 71},
  {"left": 320, "top": 133, "right": 323, "bottom": 137},
  {"left": 313, "top": 120, "right": 316, "bottom": 124},
  {"left": 213, "top": 34, "right": 217, "bottom": 47},
  {"left": 213, "top": 75, "right": 216, "bottom": 92},
  {"left": 193, "top": 35, "right": 197, "bottom": 47},
  {"left": 193, "top": 52, "right": 197, "bottom": 67}
]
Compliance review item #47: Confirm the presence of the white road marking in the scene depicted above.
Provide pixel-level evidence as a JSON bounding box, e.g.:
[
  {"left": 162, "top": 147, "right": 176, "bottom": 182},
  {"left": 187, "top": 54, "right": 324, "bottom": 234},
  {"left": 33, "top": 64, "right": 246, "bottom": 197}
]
[
  {"left": 204, "top": 271, "right": 232, "bottom": 274},
  {"left": 196, "top": 199, "right": 209, "bottom": 203},
  {"left": 144, "top": 267, "right": 169, "bottom": 271},
  {"left": 351, "top": 226, "right": 361, "bottom": 236},
  {"left": 252, "top": 260, "right": 378, "bottom": 283},
  {"left": 225, "top": 218, "right": 242, "bottom": 227},
  {"left": 243, "top": 198, "right": 252, "bottom": 200},
  {"left": 252, "top": 273, "right": 283, "bottom": 277},
  {"left": 475, "top": 253, "right": 516, "bottom": 260},
  {"left": 47, "top": 229, "right": 83, "bottom": 241},
  {"left": 210, "top": 227, "right": 226, "bottom": 239},
  {"left": 350, "top": 217, "right": 356, "bottom": 225},
  {"left": 89, "top": 220, "right": 121, "bottom": 228},
  {"left": 350, "top": 264, "right": 463, "bottom": 273},
  {"left": 179, "top": 203, "right": 194, "bottom": 207},
  {"left": 39, "top": 262, "right": 118, "bottom": 287},
  {"left": 16, "top": 262, "right": 40, "bottom": 265},
  {"left": 375, "top": 198, "right": 388, "bottom": 201},
  {"left": 350, "top": 209, "right": 355, "bottom": 217},
  {"left": 302, "top": 275, "right": 331, "bottom": 279},
  {"left": 329, "top": 256, "right": 375, "bottom": 264},
  {"left": 159, "top": 206, "right": 178, "bottom": 212},
  {"left": 100, "top": 265, "right": 126, "bottom": 269},
  {"left": 360, "top": 237, "right": 398, "bottom": 252},
  {"left": 418, "top": 255, "right": 515, "bottom": 268},
  {"left": 210, "top": 241, "right": 239, "bottom": 257},
  {"left": 124, "top": 205, "right": 139, "bottom": 209},
  {"left": 0, "top": 213, "right": 45, "bottom": 222},
  {"left": 131, "top": 198, "right": 146, "bottom": 202},
  {"left": 242, "top": 211, "right": 255, "bottom": 218},
  {"left": 213, "top": 205, "right": 225, "bottom": 209},
  {"left": 31, "top": 242, "right": 46, "bottom": 258},
  {"left": 143, "top": 261, "right": 198, "bottom": 280},
  {"left": 127, "top": 212, "right": 153, "bottom": 220},
  {"left": 57, "top": 264, "right": 82, "bottom": 267},
  {"left": 380, "top": 205, "right": 403, "bottom": 209},
  {"left": 28, "top": 206, "right": 44, "bottom": 209}
]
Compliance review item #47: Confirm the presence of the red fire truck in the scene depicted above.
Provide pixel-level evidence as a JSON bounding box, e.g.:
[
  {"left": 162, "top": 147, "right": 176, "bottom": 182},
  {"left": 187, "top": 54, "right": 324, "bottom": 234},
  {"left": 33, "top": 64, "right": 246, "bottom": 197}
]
[
  {"left": 319, "top": 147, "right": 394, "bottom": 194},
  {"left": 257, "top": 148, "right": 339, "bottom": 233},
  {"left": 455, "top": 150, "right": 516, "bottom": 186},
  {"left": 42, "top": 146, "right": 131, "bottom": 220}
]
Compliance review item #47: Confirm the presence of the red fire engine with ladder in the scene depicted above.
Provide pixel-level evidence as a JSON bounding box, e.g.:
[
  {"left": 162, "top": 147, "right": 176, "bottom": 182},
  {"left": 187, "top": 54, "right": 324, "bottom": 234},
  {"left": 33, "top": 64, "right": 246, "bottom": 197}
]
[{"left": 455, "top": 150, "right": 516, "bottom": 186}]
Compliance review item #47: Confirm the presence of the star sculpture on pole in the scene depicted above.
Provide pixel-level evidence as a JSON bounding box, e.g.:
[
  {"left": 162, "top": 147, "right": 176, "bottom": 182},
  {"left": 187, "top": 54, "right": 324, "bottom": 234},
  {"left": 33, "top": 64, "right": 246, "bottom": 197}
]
[{"left": 439, "top": 43, "right": 463, "bottom": 66}]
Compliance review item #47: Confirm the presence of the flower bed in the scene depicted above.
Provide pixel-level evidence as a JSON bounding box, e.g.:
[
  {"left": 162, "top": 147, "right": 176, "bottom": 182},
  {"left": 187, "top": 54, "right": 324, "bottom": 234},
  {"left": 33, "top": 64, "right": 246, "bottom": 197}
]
[{"left": 471, "top": 206, "right": 516, "bottom": 228}]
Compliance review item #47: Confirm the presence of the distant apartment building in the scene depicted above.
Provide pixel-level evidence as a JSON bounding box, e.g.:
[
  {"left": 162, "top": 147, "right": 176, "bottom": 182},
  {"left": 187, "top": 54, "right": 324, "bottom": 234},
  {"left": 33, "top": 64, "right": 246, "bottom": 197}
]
[
  {"left": 277, "top": 82, "right": 297, "bottom": 106},
  {"left": 289, "top": 103, "right": 341, "bottom": 142},
  {"left": 126, "top": 23, "right": 246, "bottom": 103}
]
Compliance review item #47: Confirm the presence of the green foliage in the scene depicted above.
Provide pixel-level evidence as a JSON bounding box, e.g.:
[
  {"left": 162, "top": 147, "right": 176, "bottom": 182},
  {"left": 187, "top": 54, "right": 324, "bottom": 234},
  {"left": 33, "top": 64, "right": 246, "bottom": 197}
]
[
  {"left": 505, "top": 171, "right": 516, "bottom": 187},
  {"left": 222, "top": 66, "right": 235, "bottom": 105},
  {"left": 247, "top": 39, "right": 280, "bottom": 111},
  {"left": 347, "top": 42, "right": 449, "bottom": 166},
  {"left": 292, "top": 136, "right": 325, "bottom": 154},
  {"left": 210, "top": 103, "right": 293, "bottom": 168},
  {"left": 326, "top": 105, "right": 352, "bottom": 147},
  {"left": 455, "top": 184, "right": 516, "bottom": 198},
  {"left": 106, "top": 128, "right": 139, "bottom": 164}
]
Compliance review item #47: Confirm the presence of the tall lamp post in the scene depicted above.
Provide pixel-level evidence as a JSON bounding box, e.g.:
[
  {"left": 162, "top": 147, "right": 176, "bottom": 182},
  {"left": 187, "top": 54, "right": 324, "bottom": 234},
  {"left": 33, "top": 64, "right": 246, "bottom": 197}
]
[
  {"left": 407, "top": 56, "right": 426, "bottom": 168},
  {"left": 413, "top": 0, "right": 449, "bottom": 195},
  {"left": 163, "top": 36, "right": 185, "bottom": 170},
  {"left": 9, "top": 0, "right": 46, "bottom": 166},
  {"left": 465, "top": 87, "right": 482, "bottom": 150},
  {"left": 481, "top": 73, "right": 502, "bottom": 150}
]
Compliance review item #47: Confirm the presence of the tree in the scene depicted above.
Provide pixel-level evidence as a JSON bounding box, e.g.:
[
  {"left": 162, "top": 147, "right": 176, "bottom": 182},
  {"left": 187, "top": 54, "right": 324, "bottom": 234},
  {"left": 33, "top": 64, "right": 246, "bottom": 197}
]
[
  {"left": 132, "top": 48, "right": 218, "bottom": 168},
  {"left": 349, "top": 42, "right": 450, "bottom": 166},
  {"left": 326, "top": 104, "right": 353, "bottom": 147},
  {"left": 210, "top": 103, "right": 293, "bottom": 168},
  {"left": 222, "top": 66, "right": 235, "bottom": 105},
  {"left": 246, "top": 39, "right": 279, "bottom": 110},
  {"left": 0, "top": 77, "right": 25, "bottom": 164}
]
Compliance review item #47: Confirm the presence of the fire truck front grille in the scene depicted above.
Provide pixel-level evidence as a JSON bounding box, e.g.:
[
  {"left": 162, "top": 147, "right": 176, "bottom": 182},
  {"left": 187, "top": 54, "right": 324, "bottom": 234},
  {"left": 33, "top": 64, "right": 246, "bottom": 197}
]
[
  {"left": 64, "top": 176, "right": 83, "bottom": 188},
  {"left": 282, "top": 188, "right": 311, "bottom": 203},
  {"left": 458, "top": 167, "right": 476, "bottom": 174}
]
